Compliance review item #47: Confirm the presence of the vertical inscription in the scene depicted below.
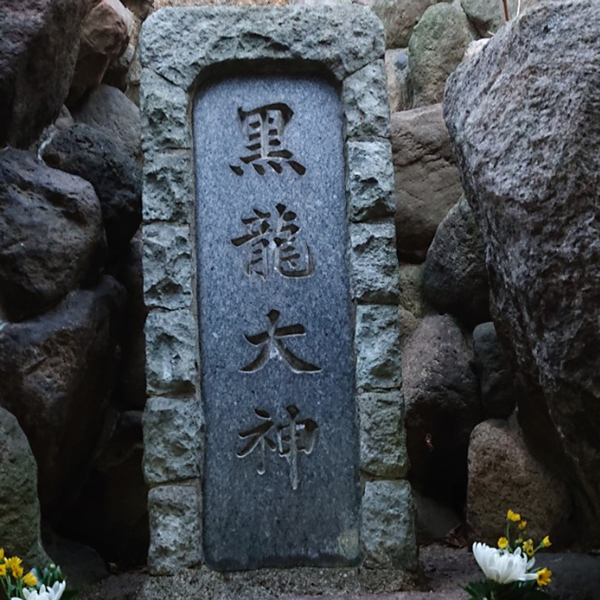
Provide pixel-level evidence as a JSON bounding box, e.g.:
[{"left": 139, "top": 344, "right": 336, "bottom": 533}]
[{"left": 195, "top": 76, "right": 358, "bottom": 570}]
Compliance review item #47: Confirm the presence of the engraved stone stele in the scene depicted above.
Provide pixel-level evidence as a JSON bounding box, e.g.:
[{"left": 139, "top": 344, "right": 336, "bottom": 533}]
[{"left": 140, "top": 5, "right": 417, "bottom": 592}]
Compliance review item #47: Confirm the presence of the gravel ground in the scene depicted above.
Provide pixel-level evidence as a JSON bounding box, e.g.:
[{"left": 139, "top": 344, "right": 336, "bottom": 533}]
[{"left": 76, "top": 545, "right": 600, "bottom": 600}]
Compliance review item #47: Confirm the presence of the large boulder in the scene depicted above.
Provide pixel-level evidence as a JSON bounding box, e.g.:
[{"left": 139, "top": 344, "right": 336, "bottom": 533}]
[
  {"left": 403, "top": 315, "right": 480, "bottom": 507},
  {"left": 468, "top": 420, "right": 571, "bottom": 546},
  {"left": 0, "top": 276, "right": 126, "bottom": 515},
  {"left": 0, "top": 149, "right": 106, "bottom": 321},
  {"left": 0, "top": 0, "right": 91, "bottom": 148},
  {"left": 72, "top": 84, "right": 141, "bottom": 161},
  {"left": 68, "top": 0, "right": 133, "bottom": 105},
  {"left": 444, "top": 0, "right": 600, "bottom": 544},
  {"left": 0, "top": 406, "right": 51, "bottom": 569},
  {"left": 407, "top": 2, "right": 474, "bottom": 108},
  {"left": 42, "top": 123, "right": 142, "bottom": 260},
  {"left": 392, "top": 104, "right": 463, "bottom": 262},
  {"left": 422, "top": 195, "right": 490, "bottom": 327}
]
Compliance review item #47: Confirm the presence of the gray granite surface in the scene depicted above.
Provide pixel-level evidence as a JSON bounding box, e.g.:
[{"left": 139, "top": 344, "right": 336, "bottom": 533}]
[{"left": 194, "top": 75, "right": 359, "bottom": 570}]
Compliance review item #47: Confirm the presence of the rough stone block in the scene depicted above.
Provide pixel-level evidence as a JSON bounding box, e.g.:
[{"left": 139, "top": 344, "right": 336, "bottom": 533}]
[
  {"left": 140, "top": 7, "right": 385, "bottom": 88},
  {"left": 145, "top": 309, "right": 198, "bottom": 396},
  {"left": 143, "top": 223, "right": 193, "bottom": 310},
  {"left": 347, "top": 140, "right": 395, "bottom": 222},
  {"left": 343, "top": 61, "right": 391, "bottom": 140},
  {"left": 355, "top": 305, "right": 401, "bottom": 391},
  {"left": 350, "top": 222, "right": 399, "bottom": 303},
  {"left": 143, "top": 397, "right": 203, "bottom": 484},
  {"left": 141, "top": 68, "right": 190, "bottom": 152},
  {"left": 361, "top": 480, "right": 417, "bottom": 570},
  {"left": 359, "top": 391, "right": 408, "bottom": 478},
  {"left": 148, "top": 482, "right": 203, "bottom": 574},
  {"left": 143, "top": 151, "right": 193, "bottom": 224}
]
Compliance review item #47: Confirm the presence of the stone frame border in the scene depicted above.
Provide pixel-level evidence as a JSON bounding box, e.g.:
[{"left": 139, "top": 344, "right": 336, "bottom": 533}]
[{"left": 139, "top": 6, "right": 416, "bottom": 576}]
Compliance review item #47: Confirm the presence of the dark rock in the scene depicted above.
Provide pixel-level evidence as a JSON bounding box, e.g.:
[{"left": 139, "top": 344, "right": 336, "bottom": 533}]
[
  {"left": 402, "top": 315, "right": 480, "bottom": 508},
  {"left": 42, "top": 531, "right": 109, "bottom": 588},
  {"left": 467, "top": 419, "right": 571, "bottom": 547},
  {"left": 422, "top": 196, "right": 490, "bottom": 327},
  {"left": 72, "top": 84, "right": 141, "bottom": 161},
  {"left": 42, "top": 124, "right": 142, "bottom": 260},
  {"left": 0, "top": 0, "right": 91, "bottom": 148},
  {"left": 472, "top": 322, "right": 517, "bottom": 419},
  {"left": 59, "top": 410, "right": 149, "bottom": 566},
  {"left": 445, "top": 0, "right": 600, "bottom": 545},
  {"left": 392, "top": 104, "right": 463, "bottom": 262},
  {"left": 68, "top": 0, "right": 132, "bottom": 105},
  {"left": 413, "top": 489, "right": 461, "bottom": 544},
  {"left": 110, "top": 238, "right": 147, "bottom": 410},
  {"left": 0, "top": 406, "right": 51, "bottom": 568},
  {"left": 121, "top": 0, "right": 152, "bottom": 21},
  {"left": 0, "top": 149, "right": 106, "bottom": 321},
  {"left": 0, "top": 276, "right": 126, "bottom": 515}
]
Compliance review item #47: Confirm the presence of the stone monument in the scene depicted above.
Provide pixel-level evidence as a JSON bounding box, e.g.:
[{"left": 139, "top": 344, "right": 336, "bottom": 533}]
[{"left": 140, "top": 5, "right": 416, "bottom": 589}]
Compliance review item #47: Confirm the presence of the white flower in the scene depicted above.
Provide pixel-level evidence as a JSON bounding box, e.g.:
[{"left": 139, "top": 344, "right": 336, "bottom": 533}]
[
  {"left": 472, "top": 542, "right": 537, "bottom": 584},
  {"left": 22, "top": 582, "right": 66, "bottom": 600}
]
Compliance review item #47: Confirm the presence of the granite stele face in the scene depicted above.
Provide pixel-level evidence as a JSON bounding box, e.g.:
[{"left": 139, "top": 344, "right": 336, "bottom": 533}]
[{"left": 193, "top": 75, "right": 360, "bottom": 570}]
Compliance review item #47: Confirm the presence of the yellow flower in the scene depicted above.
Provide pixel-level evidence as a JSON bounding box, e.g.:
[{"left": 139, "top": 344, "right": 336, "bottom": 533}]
[
  {"left": 507, "top": 509, "right": 521, "bottom": 522},
  {"left": 542, "top": 536, "right": 552, "bottom": 548},
  {"left": 0, "top": 548, "right": 4, "bottom": 560},
  {"left": 497, "top": 537, "right": 509, "bottom": 549},
  {"left": 23, "top": 572, "right": 37, "bottom": 587},
  {"left": 522, "top": 539, "right": 535, "bottom": 557},
  {"left": 0, "top": 563, "right": 6, "bottom": 577},
  {"left": 516, "top": 538, "right": 523, "bottom": 545},
  {"left": 537, "top": 567, "right": 552, "bottom": 586},
  {"left": 518, "top": 520, "right": 527, "bottom": 530},
  {"left": 5, "top": 557, "right": 23, "bottom": 578}
]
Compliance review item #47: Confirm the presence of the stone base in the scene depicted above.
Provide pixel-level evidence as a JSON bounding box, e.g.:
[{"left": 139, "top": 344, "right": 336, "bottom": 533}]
[{"left": 137, "top": 566, "right": 419, "bottom": 600}]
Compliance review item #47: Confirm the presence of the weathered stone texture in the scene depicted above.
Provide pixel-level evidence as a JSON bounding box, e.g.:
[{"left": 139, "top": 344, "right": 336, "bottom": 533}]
[
  {"left": 141, "top": 69, "right": 190, "bottom": 152},
  {"left": 148, "top": 483, "right": 203, "bottom": 574},
  {"left": 468, "top": 420, "right": 571, "bottom": 546},
  {"left": 359, "top": 391, "right": 408, "bottom": 478},
  {"left": 0, "top": 406, "right": 51, "bottom": 568},
  {"left": 407, "top": 2, "right": 474, "bottom": 107},
  {"left": 445, "top": 0, "right": 600, "bottom": 544},
  {"left": 356, "top": 305, "right": 401, "bottom": 391},
  {"left": 42, "top": 123, "right": 142, "bottom": 260},
  {"left": 350, "top": 223, "right": 399, "bottom": 304},
  {"left": 422, "top": 196, "right": 490, "bottom": 327},
  {"left": 140, "top": 7, "right": 385, "bottom": 87},
  {"left": 143, "top": 398, "right": 203, "bottom": 484},
  {"left": 392, "top": 104, "right": 463, "bottom": 262},
  {"left": 362, "top": 480, "right": 417, "bottom": 570},
  {"left": 0, "top": 149, "right": 106, "bottom": 321},
  {"left": 143, "top": 151, "right": 193, "bottom": 223},
  {"left": 145, "top": 309, "right": 198, "bottom": 396},
  {"left": 0, "top": 0, "right": 90, "bottom": 147},
  {"left": 343, "top": 60, "right": 390, "bottom": 140},
  {"left": 347, "top": 140, "right": 395, "bottom": 222},
  {"left": 143, "top": 224, "right": 193, "bottom": 310},
  {"left": 403, "top": 315, "right": 479, "bottom": 502}
]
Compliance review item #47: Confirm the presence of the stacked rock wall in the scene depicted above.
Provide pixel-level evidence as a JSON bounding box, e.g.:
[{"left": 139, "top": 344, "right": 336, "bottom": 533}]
[{"left": 0, "top": 0, "right": 149, "bottom": 571}]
